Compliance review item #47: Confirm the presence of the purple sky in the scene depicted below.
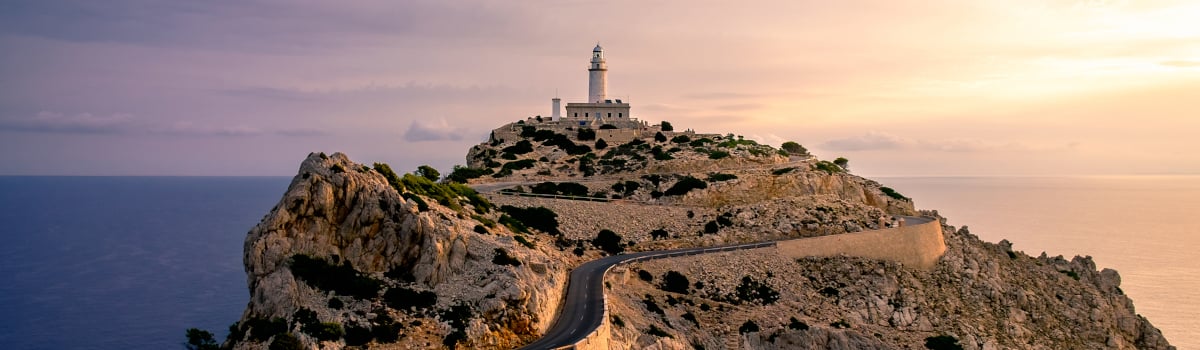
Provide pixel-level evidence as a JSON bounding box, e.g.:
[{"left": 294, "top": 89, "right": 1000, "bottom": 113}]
[{"left": 2, "top": 0, "right": 1198, "bottom": 176}]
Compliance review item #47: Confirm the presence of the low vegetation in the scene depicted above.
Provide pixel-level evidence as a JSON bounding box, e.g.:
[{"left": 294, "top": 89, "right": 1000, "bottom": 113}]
[
  {"left": 289, "top": 254, "right": 382, "bottom": 299},
  {"left": 499, "top": 205, "right": 561, "bottom": 235}
]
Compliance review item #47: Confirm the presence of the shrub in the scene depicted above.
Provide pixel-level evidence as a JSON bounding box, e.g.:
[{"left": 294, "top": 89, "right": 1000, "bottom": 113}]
[
  {"left": 343, "top": 325, "right": 373, "bottom": 346},
  {"left": 416, "top": 165, "right": 441, "bottom": 181},
  {"left": 735, "top": 276, "right": 779, "bottom": 305},
  {"left": 707, "top": 173, "right": 737, "bottom": 182},
  {"left": 500, "top": 205, "right": 561, "bottom": 235},
  {"left": 245, "top": 317, "right": 288, "bottom": 342},
  {"left": 813, "top": 161, "right": 842, "bottom": 174},
  {"left": 328, "top": 297, "right": 344, "bottom": 310},
  {"left": 290, "top": 254, "right": 383, "bottom": 299},
  {"left": 682, "top": 312, "right": 698, "bottom": 324},
  {"left": 514, "top": 235, "right": 535, "bottom": 248},
  {"left": 446, "top": 166, "right": 492, "bottom": 183},
  {"left": 492, "top": 248, "right": 522, "bottom": 266},
  {"left": 739, "top": 320, "right": 760, "bottom": 334},
  {"left": 703, "top": 221, "right": 719, "bottom": 234},
  {"left": 595, "top": 138, "right": 608, "bottom": 149},
  {"left": 599, "top": 124, "right": 618, "bottom": 129},
  {"left": 308, "top": 322, "right": 344, "bottom": 342},
  {"left": 611, "top": 315, "right": 625, "bottom": 328},
  {"left": 383, "top": 287, "right": 437, "bottom": 311},
  {"left": 502, "top": 140, "right": 534, "bottom": 155},
  {"left": 664, "top": 176, "right": 707, "bottom": 196},
  {"left": 924, "top": 335, "right": 964, "bottom": 350},
  {"left": 440, "top": 303, "right": 473, "bottom": 349},
  {"left": 330, "top": 164, "right": 345, "bottom": 173},
  {"left": 650, "top": 228, "right": 669, "bottom": 240},
  {"left": 689, "top": 138, "right": 713, "bottom": 147},
  {"left": 592, "top": 229, "right": 624, "bottom": 255},
  {"left": 660, "top": 121, "right": 673, "bottom": 131},
  {"left": 473, "top": 225, "right": 488, "bottom": 234},
  {"left": 577, "top": 128, "right": 596, "bottom": 141},
  {"left": 670, "top": 135, "right": 690, "bottom": 144},
  {"left": 819, "top": 286, "right": 840, "bottom": 298},
  {"left": 788, "top": 317, "right": 809, "bottom": 330},
  {"left": 879, "top": 186, "right": 909, "bottom": 201},
  {"left": 771, "top": 167, "right": 795, "bottom": 175},
  {"left": 833, "top": 157, "right": 849, "bottom": 170},
  {"left": 830, "top": 320, "right": 850, "bottom": 329},
  {"left": 655, "top": 132, "right": 668, "bottom": 142},
  {"left": 185, "top": 328, "right": 219, "bottom": 350},
  {"left": 373, "top": 163, "right": 404, "bottom": 193},
  {"left": 661, "top": 271, "right": 691, "bottom": 294},
  {"left": 781, "top": 141, "right": 808, "bottom": 155},
  {"left": 268, "top": 333, "right": 304, "bottom": 350},
  {"left": 556, "top": 182, "right": 590, "bottom": 197},
  {"left": 638, "top": 269, "right": 654, "bottom": 282},
  {"left": 707, "top": 150, "right": 730, "bottom": 159},
  {"left": 502, "top": 159, "right": 537, "bottom": 171}
]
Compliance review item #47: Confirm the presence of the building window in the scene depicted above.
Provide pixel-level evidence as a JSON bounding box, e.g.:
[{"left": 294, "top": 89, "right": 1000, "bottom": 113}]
[
  {"left": 574, "top": 113, "right": 578, "bottom": 117},
  {"left": 607, "top": 113, "right": 611, "bottom": 118},
  {"left": 585, "top": 113, "right": 589, "bottom": 117},
  {"left": 619, "top": 113, "right": 623, "bottom": 118}
]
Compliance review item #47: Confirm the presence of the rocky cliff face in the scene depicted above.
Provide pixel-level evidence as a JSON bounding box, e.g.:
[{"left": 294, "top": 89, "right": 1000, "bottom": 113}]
[
  {"left": 604, "top": 217, "right": 1175, "bottom": 350},
  {"left": 229, "top": 153, "right": 573, "bottom": 349}
]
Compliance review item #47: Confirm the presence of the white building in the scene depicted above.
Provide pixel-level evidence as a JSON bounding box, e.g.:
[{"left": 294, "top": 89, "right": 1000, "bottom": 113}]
[{"left": 559, "top": 45, "right": 635, "bottom": 127}]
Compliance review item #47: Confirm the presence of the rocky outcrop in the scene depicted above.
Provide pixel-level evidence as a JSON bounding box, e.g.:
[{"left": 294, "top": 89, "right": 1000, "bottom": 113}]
[
  {"left": 230, "top": 153, "right": 572, "bottom": 349},
  {"left": 603, "top": 218, "right": 1175, "bottom": 350}
]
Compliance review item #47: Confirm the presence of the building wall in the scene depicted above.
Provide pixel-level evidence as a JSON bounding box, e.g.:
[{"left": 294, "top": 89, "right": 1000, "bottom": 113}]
[{"left": 564, "top": 102, "right": 631, "bottom": 121}]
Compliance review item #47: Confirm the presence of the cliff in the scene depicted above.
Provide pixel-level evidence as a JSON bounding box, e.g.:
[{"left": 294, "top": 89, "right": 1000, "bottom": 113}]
[{"left": 219, "top": 124, "right": 1173, "bottom": 349}]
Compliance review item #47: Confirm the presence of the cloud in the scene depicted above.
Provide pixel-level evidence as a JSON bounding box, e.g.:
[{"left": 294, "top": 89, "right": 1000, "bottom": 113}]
[
  {"left": 680, "top": 92, "right": 763, "bottom": 100},
  {"left": 819, "top": 131, "right": 1076, "bottom": 153},
  {"left": 1161, "top": 60, "right": 1200, "bottom": 68},
  {"left": 0, "top": 111, "right": 324, "bottom": 137},
  {"left": 404, "top": 119, "right": 470, "bottom": 142},
  {"left": 0, "top": 111, "right": 136, "bottom": 134},
  {"left": 714, "top": 103, "right": 765, "bottom": 111},
  {"left": 820, "top": 131, "right": 910, "bottom": 151}
]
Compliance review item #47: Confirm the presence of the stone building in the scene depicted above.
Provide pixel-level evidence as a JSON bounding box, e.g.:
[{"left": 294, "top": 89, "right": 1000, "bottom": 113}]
[{"left": 561, "top": 45, "right": 638, "bottom": 128}]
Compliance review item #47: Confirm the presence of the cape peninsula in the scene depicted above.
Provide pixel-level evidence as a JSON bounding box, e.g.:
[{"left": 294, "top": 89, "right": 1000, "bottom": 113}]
[{"left": 202, "top": 117, "right": 1175, "bottom": 350}]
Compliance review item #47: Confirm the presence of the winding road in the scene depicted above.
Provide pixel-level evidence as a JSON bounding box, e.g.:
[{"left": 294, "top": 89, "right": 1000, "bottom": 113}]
[{"left": 515, "top": 215, "right": 933, "bottom": 349}]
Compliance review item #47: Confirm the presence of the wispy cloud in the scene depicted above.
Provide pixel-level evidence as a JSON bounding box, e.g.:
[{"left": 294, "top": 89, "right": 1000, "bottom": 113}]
[
  {"left": 681, "top": 92, "right": 763, "bottom": 100},
  {"left": 403, "top": 119, "right": 471, "bottom": 142},
  {"left": 0, "top": 111, "right": 324, "bottom": 137},
  {"left": 1161, "top": 60, "right": 1200, "bottom": 68},
  {"left": 819, "top": 131, "right": 1074, "bottom": 153}
]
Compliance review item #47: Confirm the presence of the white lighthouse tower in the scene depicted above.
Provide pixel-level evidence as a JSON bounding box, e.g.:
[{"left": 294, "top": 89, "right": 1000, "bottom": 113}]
[{"left": 588, "top": 44, "right": 607, "bottom": 103}]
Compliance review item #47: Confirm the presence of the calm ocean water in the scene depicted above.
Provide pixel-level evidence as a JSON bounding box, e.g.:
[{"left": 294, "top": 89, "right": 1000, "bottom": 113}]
[
  {"left": 0, "top": 176, "right": 1194, "bottom": 349},
  {"left": 0, "top": 176, "right": 290, "bottom": 350}
]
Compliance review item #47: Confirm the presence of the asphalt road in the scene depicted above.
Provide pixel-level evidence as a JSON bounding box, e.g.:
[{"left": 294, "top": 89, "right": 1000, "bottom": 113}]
[
  {"left": 516, "top": 215, "right": 933, "bottom": 349},
  {"left": 517, "top": 241, "right": 775, "bottom": 349}
]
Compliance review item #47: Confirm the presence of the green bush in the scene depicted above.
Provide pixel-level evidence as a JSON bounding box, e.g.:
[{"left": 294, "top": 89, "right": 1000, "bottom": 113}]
[
  {"left": 771, "top": 167, "right": 796, "bottom": 175},
  {"left": 268, "top": 333, "right": 304, "bottom": 350},
  {"left": 309, "top": 322, "right": 344, "bottom": 342},
  {"left": 500, "top": 205, "right": 561, "bottom": 235},
  {"left": 664, "top": 176, "right": 707, "bottom": 196},
  {"left": 739, "top": 320, "right": 760, "bottom": 334},
  {"left": 924, "top": 335, "right": 964, "bottom": 350},
  {"left": 879, "top": 186, "right": 909, "bottom": 201},
  {"left": 660, "top": 121, "right": 674, "bottom": 131},
  {"left": 416, "top": 165, "right": 441, "bottom": 181},
  {"left": 638, "top": 269, "right": 654, "bottom": 282},
  {"left": 595, "top": 138, "right": 608, "bottom": 149},
  {"left": 440, "top": 304, "right": 473, "bottom": 349},
  {"left": 592, "top": 229, "right": 624, "bottom": 255},
  {"left": 707, "top": 173, "right": 737, "bottom": 182},
  {"left": 492, "top": 248, "right": 522, "bottom": 266},
  {"left": 244, "top": 317, "right": 288, "bottom": 342},
  {"left": 689, "top": 138, "right": 713, "bottom": 147},
  {"left": 661, "top": 271, "right": 690, "bottom": 294},
  {"left": 670, "top": 135, "right": 690, "bottom": 144},
  {"left": 735, "top": 276, "right": 779, "bottom": 305},
  {"left": 514, "top": 235, "right": 535, "bottom": 248},
  {"left": 812, "top": 161, "right": 843, "bottom": 174},
  {"left": 833, "top": 157, "right": 849, "bottom": 170},
  {"left": 704, "top": 221, "right": 719, "bottom": 234},
  {"left": 788, "top": 317, "right": 809, "bottom": 330},
  {"left": 290, "top": 254, "right": 383, "bottom": 299},
  {"left": 781, "top": 141, "right": 808, "bottom": 155},
  {"left": 655, "top": 132, "right": 668, "bottom": 142},
  {"left": 185, "top": 328, "right": 219, "bottom": 350},
  {"left": 830, "top": 320, "right": 850, "bottom": 329},
  {"left": 383, "top": 287, "right": 437, "bottom": 311},
  {"left": 373, "top": 163, "right": 404, "bottom": 193},
  {"left": 707, "top": 150, "right": 730, "bottom": 159},
  {"left": 502, "top": 140, "right": 534, "bottom": 155},
  {"left": 446, "top": 166, "right": 492, "bottom": 183},
  {"left": 502, "top": 159, "right": 536, "bottom": 171},
  {"left": 642, "top": 295, "right": 664, "bottom": 315},
  {"left": 344, "top": 325, "right": 373, "bottom": 346},
  {"left": 577, "top": 128, "right": 596, "bottom": 141},
  {"left": 649, "top": 229, "right": 668, "bottom": 240}
]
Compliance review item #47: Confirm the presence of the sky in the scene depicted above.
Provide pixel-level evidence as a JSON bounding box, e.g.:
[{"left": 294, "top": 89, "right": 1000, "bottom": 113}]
[{"left": 1, "top": 0, "right": 1197, "bottom": 176}]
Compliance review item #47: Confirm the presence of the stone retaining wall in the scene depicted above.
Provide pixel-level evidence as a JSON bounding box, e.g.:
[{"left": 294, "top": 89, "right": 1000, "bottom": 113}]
[{"left": 775, "top": 217, "right": 946, "bottom": 270}]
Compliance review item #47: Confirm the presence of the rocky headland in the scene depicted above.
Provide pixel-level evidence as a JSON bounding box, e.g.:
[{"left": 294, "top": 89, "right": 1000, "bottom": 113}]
[{"left": 211, "top": 122, "right": 1174, "bottom": 350}]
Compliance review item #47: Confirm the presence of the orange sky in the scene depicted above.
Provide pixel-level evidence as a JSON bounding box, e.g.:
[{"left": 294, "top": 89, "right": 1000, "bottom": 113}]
[{"left": 1, "top": 0, "right": 1197, "bottom": 175}]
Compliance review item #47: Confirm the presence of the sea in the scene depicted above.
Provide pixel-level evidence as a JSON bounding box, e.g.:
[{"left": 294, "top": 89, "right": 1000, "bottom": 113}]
[{"left": 0, "top": 175, "right": 1195, "bottom": 349}]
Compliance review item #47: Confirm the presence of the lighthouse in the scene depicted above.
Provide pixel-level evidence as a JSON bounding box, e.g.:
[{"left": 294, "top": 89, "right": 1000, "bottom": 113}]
[
  {"left": 588, "top": 44, "right": 608, "bottom": 103},
  {"left": 563, "top": 44, "right": 632, "bottom": 127}
]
